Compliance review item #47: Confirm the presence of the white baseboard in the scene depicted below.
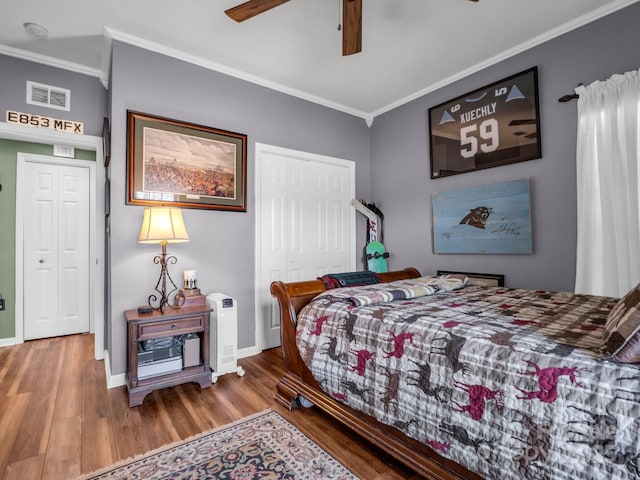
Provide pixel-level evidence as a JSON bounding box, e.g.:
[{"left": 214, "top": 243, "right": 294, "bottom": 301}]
[
  {"left": 0, "top": 337, "right": 18, "bottom": 348},
  {"left": 238, "top": 345, "right": 262, "bottom": 359},
  {"left": 104, "top": 349, "right": 127, "bottom": 389}
]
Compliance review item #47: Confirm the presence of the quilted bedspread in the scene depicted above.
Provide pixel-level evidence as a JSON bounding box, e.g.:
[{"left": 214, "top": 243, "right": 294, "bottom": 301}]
[{"left": 295, "top": 276, "right": 640, "bottom": 479}]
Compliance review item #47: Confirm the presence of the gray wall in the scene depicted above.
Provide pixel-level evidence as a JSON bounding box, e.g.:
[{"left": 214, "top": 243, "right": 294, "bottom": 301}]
[
  {"left": 370, "top": 2, "right": 640, "bottom": 292},
  {"left": 0, "top": 55, "right": 106, "bottom": 136},
  {"left": 107, "top": 41, "right": 371, "bottom": 374}
]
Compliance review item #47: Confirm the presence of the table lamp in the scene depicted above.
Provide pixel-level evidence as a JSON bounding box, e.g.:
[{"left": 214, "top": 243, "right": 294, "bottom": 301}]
[{"left": 138, "top": 207, "right": 189, "bottom": 312}]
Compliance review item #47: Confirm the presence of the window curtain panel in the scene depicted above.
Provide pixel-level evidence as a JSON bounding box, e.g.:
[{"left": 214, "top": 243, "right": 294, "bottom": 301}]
[{"left": 575, "top": 68, "right": 640, "bottom": 297}]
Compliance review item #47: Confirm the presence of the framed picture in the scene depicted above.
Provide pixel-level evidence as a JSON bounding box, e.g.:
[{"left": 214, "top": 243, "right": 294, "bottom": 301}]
[
  {"left": 437, "top": 270, "right": 505, "bottom": 287},
  {"left": 432, "top": 178, "right": 532, "bottom": 254},
  {"left": 429, "top": 67, "right": 541, "bottom": 179},
  {"left": 126, "top": 111, "right": 247, "bottom": 211}
]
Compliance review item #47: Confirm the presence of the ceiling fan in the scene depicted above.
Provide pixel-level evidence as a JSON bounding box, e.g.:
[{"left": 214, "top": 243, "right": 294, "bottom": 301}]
[{"left": 226, "top": 0, "right": 479, "bottom": 57}]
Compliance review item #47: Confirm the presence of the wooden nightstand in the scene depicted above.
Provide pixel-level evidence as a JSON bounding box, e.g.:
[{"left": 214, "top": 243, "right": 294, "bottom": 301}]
[{"left": 125, "top": 304, "right": 212, "bottom": 407}]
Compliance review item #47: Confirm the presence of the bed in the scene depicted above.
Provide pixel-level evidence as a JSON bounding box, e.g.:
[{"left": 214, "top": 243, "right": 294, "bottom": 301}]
[{"left": 270, "top": 268, "right": 640, "bottom": 480}]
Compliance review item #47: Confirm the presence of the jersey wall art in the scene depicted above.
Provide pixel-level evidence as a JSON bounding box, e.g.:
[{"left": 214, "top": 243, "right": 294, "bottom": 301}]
[
  {"left": 429, "top": 67, "right": 541, "bottom": 179},
  {"left": 432, "top": 178, "right": 533, "bottom": 254}
]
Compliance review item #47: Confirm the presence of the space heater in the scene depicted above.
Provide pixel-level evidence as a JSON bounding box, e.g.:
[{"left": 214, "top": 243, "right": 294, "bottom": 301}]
[{"left": 206, "top": 293, "right": 245, "bottom": 382}]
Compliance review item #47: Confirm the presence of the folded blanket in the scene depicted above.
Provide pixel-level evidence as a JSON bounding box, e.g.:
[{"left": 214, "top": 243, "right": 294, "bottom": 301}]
[
  {"left": 317, "top": 271, "right": 381, "bottom": 289},
  {"left": 315, "top": 274, "right": 468, "bottom": 307}
]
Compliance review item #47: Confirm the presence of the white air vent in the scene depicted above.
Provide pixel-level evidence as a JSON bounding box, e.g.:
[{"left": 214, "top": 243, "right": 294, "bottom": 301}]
[{"left": 26, "top": 81, "right": 70, "bottom": 111}]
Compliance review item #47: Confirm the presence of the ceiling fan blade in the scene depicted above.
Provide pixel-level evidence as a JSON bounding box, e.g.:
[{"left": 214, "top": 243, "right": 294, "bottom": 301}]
[
  {"left": 342, "top": 0, "right": 362, "bottom": 56},
  {"left": 225, "top": 0, "right": 290, "bottom": 22}
]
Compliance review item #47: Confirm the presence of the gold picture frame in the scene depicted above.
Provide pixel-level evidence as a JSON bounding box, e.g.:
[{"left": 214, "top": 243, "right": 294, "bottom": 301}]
[{"left": 126, "top": 111, "right": 247, "bottom": 211}]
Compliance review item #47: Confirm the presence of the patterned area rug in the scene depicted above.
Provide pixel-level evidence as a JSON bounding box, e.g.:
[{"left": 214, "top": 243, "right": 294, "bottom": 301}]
[{"left": 80, "top": 409, "right": 358, "bottom": 479}]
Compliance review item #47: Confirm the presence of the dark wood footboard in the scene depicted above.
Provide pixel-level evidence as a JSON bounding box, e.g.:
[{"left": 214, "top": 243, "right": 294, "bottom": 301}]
[{"left": 270, "top": 268, "right": 481, "bottom": 480}]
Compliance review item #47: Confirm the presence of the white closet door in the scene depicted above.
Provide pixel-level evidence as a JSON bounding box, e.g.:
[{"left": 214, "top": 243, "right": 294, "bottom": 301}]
[
  {"left": 23, "top": 160, "right": 90, "bottom": 340},
  {"left": 257, "top": 144, "right": 355, "bottom": 349}
]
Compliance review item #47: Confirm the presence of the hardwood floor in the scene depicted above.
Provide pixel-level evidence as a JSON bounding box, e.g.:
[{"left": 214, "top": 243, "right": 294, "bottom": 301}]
[{"left": 0, "top": 334, "right": 421, "bottom": 479}]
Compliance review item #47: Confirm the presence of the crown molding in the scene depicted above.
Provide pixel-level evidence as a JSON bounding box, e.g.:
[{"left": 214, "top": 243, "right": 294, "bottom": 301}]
[
  {"left": 99, "top": 31, "right": 113, "bottom": 89},
  {"left": 3, "top": 0, "right": 638, "bottom": 127},
  {"left": 371, "top": 0, "right": 640, "bottom": 119},
  {"left": 104, "top": 27, "right": 370, "bottom": 123},
  {"left": 0, "top": 43, "right": 102, "bottom": 79}
]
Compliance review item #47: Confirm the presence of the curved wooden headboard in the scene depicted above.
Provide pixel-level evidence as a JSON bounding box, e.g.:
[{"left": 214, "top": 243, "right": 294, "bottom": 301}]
[
  {"left": 271, "top": 266, "right": 422, "bottom": 318},
  {"left": 269, "top": 267, "right": 422, "bottom": 389}
]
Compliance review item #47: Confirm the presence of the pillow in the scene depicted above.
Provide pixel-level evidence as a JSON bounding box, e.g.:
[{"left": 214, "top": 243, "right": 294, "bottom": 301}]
[
  {"left": 601, "top": 282, "right": 640, "bottom": 363},
  {"left": 318, "top": 271, "right": 381, "bottom": 290}
]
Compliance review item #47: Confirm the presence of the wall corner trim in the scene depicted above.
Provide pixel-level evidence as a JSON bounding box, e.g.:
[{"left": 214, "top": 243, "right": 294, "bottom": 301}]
[{"left": 104, "top": 350, "right": 127, "bottom": 389}]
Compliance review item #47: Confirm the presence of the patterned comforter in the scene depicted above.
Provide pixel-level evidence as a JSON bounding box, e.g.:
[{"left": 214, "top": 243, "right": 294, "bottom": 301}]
[{"left": 295, "top": 276, "right": 640, "bottom": 479}]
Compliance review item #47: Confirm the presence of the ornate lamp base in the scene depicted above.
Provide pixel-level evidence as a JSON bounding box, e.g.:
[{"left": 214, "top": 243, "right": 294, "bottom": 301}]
[{"left": 147, "top": 242, "right": 184, "bottom": 313}]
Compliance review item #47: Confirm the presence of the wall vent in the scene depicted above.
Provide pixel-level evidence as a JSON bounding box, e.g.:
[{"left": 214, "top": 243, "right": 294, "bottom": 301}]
[{"left": 26, "top": 81, "right": 71, "bottom": 111}]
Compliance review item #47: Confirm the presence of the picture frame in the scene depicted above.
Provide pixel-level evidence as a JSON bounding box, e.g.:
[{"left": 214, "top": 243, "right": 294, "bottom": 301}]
[
  {"left": 428, "top": 67, "right": 541, "bottom": 179},
  {"left": 437, "top": 270, "right": 505, "bottom": 287},
  {"left": 102, "top": 117, "right": 110, "bottom": 167},
  {"left": 431, "top": 178, "right": 533, "bottom": 254},
  {"left": 126, "top": 111, "right": 247, "bottom": 211}
]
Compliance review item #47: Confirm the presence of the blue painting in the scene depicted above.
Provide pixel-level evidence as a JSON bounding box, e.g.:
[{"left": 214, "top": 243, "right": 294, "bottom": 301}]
[{"left": 432, "top": 178, "right": 532, "bottom": 254}]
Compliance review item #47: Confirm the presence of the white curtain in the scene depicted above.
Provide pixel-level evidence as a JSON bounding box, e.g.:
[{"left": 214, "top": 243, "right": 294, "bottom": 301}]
[{"left": 575, "top": 68, "right": 640, "bottom": 297}]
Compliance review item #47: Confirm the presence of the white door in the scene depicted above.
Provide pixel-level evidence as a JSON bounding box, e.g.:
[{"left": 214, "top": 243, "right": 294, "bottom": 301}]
[
  {"left": 256, "top": 143, "right": 355, "bottom": 349},
  {"left": 23, "top": 160, "right": 90, "bottom": 340}
]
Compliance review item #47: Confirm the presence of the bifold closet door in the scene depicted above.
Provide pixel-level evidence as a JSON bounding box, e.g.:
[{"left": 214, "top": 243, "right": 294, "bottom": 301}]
[{"left": 257, "top": 144, "right": 355, "bottom": 349}]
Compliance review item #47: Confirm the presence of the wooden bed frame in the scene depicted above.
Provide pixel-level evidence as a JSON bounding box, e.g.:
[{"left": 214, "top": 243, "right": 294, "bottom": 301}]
[{"left": 270, "top": 268, "right": 482, "bottom": 480}]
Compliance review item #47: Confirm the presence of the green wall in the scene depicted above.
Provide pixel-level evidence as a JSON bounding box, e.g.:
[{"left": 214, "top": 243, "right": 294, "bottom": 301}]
[{"left": 0, "top": 139, "right": 95, "bottom": 339}]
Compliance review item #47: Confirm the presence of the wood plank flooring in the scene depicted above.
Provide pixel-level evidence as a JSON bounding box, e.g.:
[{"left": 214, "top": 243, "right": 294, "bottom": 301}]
[{"left": 0, "top": 334, "right": 421, "bottom": 479}]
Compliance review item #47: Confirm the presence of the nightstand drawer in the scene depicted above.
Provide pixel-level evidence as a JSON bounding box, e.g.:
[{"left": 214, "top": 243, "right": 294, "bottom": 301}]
[{"left": 138, "top": 315, "right": 204, "bottom": 339}]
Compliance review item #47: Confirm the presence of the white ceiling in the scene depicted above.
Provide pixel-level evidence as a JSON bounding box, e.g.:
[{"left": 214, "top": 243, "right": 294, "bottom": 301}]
[{"left": 1, "top": 0, "right": 638, "bottom": 120}]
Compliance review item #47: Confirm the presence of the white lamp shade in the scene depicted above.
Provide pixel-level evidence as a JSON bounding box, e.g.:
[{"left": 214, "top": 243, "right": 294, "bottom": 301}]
[{"left": 138, "top": 207, "right": 189, "bottom": 244}]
